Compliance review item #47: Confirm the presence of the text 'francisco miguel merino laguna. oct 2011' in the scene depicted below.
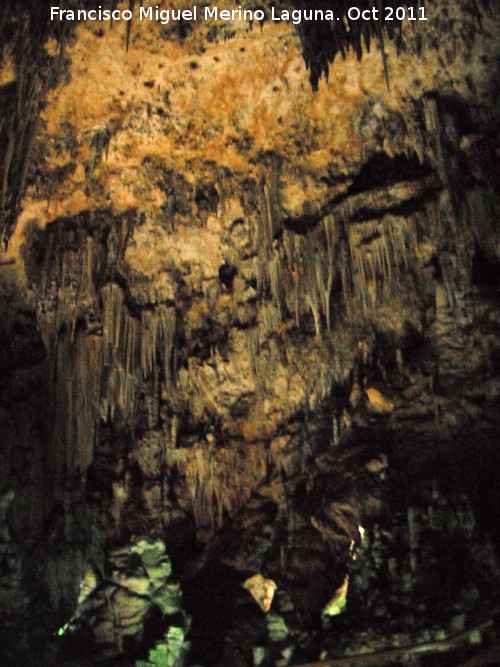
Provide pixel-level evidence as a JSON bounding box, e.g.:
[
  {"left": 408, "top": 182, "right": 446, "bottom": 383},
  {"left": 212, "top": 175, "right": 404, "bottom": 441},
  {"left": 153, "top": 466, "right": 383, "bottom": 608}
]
[{"left": 49, "top": 4, "right": 429, "bottom": 26}]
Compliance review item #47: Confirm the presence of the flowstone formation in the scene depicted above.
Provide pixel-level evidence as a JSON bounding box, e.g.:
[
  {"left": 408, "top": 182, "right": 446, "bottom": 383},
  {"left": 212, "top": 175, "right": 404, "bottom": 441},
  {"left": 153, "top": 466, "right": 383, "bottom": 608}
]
[{"left": 0, "top": 1, "right": 499, "bottom": 665}]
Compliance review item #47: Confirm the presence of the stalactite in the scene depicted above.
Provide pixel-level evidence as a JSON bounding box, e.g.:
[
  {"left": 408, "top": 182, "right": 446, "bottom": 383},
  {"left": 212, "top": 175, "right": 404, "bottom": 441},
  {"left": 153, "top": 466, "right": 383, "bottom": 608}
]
[
  {"left": 0, "top": 0, "right": 493, "bottom": 248},
  {"left": 348, "top": 215, "right": 416, "bottom": 311},
  {"left": 282, "top": 231, "right": 300, "bottom": 327},
  {"left": 247, "top": 327, "right": 264, "bottom": 395},
  {"left": 158, "top": 305, "right": 176, "bottom": 394},
  {"left": 272, "top": 215, "right": 339, "bottom": 334},
  {"left": 140, "top": 305, "right": 177, "bottom": 392},
  {"left": 423, "top": 189, "right": 475, "bottom": 324},
  {"left": 249, "top": 182, "right": 341, "bottom": 335},
  {"left": 25, "top": 211, "right": 179, "bottom": 476},
  {"left": 74, "top": 333, "right": 103, "bottom": 469},
  {"left": 102, "top": 283, "right": 125, "bottom": 366},
  {"left": 322, "top": 216, "right": 337, "bottom": 332},
  {"left": 0, "top": 1, "right": 65, "bottom": 246},
  {"left": 185, "top": 441, "right": 267, "bottom": 537},
  {"left": 247, "top": 175, "right": 284, "bottom": 299},
  {"left": 291, "top": 0, "right": 492, "bottom": 90},
  {"left": 256, "top": 188, "right": 422, "bottom": 327},
  {"left": 123, "top": 313, "right": 140, "bottom": 376},
  {"left": 100, "top": 297, "right": 177, "bottom": 425},
  {"left": 141, "top": 310, "right": 159, "bottom": 379},
  {"left": 269, "top": 244, "right": 286, "bottom": 319},
  {"left": 247, "top": 154, "right": 446, "bottom": 333},
  {"left": 145, "top": 366, "right": 159, "bottom": 429},
  {"left": 422, "top": 96, "right": 449, "bottom": 194},
  {"left": 302, "top": 235, "right": 324, "bottom": 337},
  {"left": 292, "top": 0, "right": 404, "bottom": 89}
]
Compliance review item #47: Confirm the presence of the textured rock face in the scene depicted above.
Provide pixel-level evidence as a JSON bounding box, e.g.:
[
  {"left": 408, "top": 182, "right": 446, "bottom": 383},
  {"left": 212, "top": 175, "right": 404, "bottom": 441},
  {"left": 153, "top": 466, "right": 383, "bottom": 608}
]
[
  {"left": 58, "top": 537, "right": 189, "bottom": 662},
  {"left": 0, "top": 1, "right": 499, "bottom": 665}
]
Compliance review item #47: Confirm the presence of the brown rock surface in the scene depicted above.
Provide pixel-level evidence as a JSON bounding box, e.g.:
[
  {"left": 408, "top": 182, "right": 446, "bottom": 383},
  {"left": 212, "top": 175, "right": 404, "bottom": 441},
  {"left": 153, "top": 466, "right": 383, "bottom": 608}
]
[{"left": 0, "top": 1, "right": 499, "bottom": 665}]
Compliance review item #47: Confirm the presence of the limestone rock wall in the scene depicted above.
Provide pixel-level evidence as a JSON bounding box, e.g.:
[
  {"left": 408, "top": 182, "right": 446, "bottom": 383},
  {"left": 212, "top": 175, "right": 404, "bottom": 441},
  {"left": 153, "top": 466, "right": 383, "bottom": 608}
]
[{"left": 0, "top": 1, "right": 499, "bottom": 665}]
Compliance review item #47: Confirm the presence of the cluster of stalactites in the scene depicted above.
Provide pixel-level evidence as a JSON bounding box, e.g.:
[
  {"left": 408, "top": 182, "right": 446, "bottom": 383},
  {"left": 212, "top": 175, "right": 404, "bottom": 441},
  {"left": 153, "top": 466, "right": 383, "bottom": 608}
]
[
  {"left": 290, "top": 0, "right": 492, "bottom": 90},
  {"left": 348, "top": 215, "right": 416, "bottom": 311},
  {"left": 0, "top": 1, "right": 123, "bottom": 246},
  {"left": 183, "top": 441, "right": 268, "bottom": 538},
  {"left": 242, "top": 78, "right": 491, "bottom": 338},
  {"left": 30, "top": 215, "right": 177, "bottom": 475},
  {"left": 246, "top": 177, "right": 418, "bottom": 338},
  {"left": 290, "top": 0, "right": 403, "bottom": 89},
  {"left": 0, "top": 2, "right": 52, "bottom": 246}
]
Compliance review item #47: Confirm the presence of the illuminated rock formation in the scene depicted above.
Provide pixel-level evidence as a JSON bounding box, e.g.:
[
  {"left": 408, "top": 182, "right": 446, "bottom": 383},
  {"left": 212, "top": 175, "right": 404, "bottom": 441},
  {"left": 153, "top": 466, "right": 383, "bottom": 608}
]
[{"left": 0, "top": 1, "right": 499, "bottom": 665}]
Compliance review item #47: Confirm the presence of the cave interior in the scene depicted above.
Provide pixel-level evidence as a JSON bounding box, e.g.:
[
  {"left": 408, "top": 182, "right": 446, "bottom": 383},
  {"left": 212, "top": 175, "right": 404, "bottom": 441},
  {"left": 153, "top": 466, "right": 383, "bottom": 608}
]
[{"left": 0, "top": 1, "right": 499, "bottom": 666}]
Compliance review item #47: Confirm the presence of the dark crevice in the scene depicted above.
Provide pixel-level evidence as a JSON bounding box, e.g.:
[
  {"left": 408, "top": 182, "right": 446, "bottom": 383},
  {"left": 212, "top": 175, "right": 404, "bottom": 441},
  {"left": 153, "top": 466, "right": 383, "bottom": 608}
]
[{"left": 349, "top": 153, "right": 434, "bottom": 195}]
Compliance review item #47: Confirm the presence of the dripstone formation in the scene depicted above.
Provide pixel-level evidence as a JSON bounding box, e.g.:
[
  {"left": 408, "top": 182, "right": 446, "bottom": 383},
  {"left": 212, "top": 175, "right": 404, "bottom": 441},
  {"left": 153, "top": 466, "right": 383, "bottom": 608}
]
[{"left": 0, "top": 1, "right": 499, "bottom": 665}]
